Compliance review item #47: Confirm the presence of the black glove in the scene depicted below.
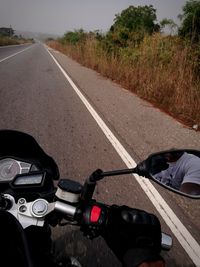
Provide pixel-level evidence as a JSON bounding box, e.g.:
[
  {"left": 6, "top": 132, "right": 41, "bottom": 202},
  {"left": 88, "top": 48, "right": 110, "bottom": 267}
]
[{"left": 102, "top": 205, "right": 163, "bottom": 267}]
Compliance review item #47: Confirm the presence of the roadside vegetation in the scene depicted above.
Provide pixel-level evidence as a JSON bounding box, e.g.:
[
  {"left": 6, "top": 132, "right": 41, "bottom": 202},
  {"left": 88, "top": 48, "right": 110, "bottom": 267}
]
[
  {"left": 0, "top": 27, "right": 34, "bottom": 46},
  {"left": 47, "top": 0, "right": 200, "bottom": 129}
]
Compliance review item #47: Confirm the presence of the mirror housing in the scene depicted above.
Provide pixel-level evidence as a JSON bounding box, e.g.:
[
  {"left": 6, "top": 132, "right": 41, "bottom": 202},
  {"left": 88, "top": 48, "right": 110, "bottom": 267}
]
[{"left": 136, "top": 149, "right": 200, "bottom": 199}]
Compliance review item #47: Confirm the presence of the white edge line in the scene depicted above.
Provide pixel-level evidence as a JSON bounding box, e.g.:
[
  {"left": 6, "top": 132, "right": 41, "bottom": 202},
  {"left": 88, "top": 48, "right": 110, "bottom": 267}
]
[
  {"left": 45, "top": 46, "right": 200, "bottom": 266},
  {"left": 0, "top": 45, "right": 33, "bottom": 63}
]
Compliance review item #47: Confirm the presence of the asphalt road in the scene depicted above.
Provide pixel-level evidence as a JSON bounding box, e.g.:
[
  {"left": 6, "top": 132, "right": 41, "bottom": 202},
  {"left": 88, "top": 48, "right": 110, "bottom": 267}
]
[{"left": 0, "top": 43, "right": 199, "bottom": 267}]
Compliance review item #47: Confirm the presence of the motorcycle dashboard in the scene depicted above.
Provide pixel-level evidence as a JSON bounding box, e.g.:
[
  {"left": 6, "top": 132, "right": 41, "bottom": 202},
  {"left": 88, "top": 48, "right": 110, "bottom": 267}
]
[
  {"left": 0, "top": 158, "right": 39, "bottom": 182},
  {"left": 0, "top": 130, "right": 59, "bottom": 181}
]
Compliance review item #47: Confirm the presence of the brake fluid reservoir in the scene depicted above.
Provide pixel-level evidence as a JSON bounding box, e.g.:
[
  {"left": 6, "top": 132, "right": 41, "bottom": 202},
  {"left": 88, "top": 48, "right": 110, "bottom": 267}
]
[{"left": 55, "top": 179, "right": 82, "bottom": 203}]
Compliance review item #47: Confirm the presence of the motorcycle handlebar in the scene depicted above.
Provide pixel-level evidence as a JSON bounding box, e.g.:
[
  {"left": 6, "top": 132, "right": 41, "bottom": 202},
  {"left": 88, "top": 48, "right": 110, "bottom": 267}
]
[
  {"left": 53, "top": 199, "right": 172, "bottom": 251},
  {"left": 54, "top": 201, "right": 77, "bottom": 218},
  {"left": 1, "top": 193, "right": 173, "bottom": 251}
]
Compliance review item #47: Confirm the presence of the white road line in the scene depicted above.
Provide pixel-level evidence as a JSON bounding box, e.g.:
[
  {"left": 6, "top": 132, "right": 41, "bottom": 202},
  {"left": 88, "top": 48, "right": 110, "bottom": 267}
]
[
  {"left": 46, "top": 47, "right": 200, "bottom": 266},
  {"left": 0, "top": 45, "right": 33, "bottom": 63}
]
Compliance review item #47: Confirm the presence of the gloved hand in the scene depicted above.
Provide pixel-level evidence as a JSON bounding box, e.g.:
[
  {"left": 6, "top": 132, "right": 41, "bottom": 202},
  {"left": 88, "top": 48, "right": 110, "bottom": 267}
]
[{"left": 102, "top": 205, "right": 164, "bottom": 267}]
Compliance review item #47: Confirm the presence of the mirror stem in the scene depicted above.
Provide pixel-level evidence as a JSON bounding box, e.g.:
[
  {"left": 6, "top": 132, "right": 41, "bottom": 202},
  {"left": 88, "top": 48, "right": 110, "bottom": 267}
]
[{"left": 80, "top": 169, "right": 103, "bottom": 203}]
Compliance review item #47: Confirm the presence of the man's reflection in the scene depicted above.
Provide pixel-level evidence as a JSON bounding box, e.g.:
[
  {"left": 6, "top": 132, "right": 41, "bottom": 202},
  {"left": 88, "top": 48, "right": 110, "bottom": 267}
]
[{"left": 153, "top": 152, "right": 200, "bottom": 195}]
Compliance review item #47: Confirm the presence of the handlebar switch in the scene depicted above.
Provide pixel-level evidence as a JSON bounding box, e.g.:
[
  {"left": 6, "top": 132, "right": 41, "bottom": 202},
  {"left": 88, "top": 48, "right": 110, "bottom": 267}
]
[
  {"left": 90, "top": 206, "right": 101, "bottom": 223},
  {"left": 81, "top": 203, "right": 107, "bottom": 239}
]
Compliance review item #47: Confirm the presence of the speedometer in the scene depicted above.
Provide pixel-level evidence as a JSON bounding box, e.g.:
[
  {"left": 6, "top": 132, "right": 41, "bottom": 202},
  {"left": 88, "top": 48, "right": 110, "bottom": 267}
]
[{"left": 0, "top": 158, "right": 21, "bottom": 181}]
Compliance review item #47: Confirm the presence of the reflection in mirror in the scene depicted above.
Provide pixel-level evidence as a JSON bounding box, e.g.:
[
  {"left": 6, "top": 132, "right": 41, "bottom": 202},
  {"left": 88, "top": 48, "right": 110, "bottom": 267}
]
[{"left": 148, "top": 150, "right": 200, "bottom": 198}]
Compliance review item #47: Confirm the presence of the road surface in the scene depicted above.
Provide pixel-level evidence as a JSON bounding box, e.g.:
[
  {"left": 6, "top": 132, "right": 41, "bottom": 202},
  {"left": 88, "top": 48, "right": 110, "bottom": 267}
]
[{"left": 0, "top": 43, "right": 199, "bottom": 267}]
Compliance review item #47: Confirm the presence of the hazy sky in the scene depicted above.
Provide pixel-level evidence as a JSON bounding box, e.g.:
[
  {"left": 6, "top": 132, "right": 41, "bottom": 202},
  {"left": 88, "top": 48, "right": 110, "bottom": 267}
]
[{"left": 0, "top": 0, "right": 186, "bottom": 35}]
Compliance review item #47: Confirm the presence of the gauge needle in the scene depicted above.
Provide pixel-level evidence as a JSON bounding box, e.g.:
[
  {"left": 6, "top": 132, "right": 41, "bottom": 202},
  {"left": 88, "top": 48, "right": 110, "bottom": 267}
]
[{"left": 7, "top": 163, "right": 13, "bottom": 173}]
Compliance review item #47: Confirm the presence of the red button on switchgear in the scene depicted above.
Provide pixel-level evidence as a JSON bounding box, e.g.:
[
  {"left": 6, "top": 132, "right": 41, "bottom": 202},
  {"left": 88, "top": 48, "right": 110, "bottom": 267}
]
[{"left": 90, "top": 206, "right": 101, "bottom": 223}]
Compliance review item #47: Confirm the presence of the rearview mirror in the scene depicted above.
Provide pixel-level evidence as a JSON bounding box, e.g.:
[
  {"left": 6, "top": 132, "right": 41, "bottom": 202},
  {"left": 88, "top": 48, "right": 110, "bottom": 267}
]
[{"left": 137, "top": 149, "right": 200, "bottom": 199}]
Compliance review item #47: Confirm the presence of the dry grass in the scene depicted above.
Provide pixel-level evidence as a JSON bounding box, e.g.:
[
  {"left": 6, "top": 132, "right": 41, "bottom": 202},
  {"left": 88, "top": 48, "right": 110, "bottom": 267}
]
[{"left": 48, "top": 34, "right": 200, "bottom": 128}]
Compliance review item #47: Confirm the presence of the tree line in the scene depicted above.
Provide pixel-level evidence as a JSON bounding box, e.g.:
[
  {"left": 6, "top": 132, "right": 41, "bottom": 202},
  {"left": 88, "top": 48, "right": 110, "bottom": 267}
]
[{"left": 60, "top": 0, "right": 200, "bottom": 48}]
